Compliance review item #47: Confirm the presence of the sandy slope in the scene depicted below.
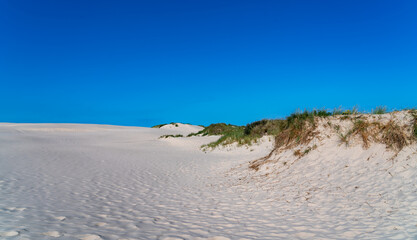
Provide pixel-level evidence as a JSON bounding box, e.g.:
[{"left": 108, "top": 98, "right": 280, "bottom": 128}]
[
  {"left": 0, "top": 123, "right": 271, "bottom": 240},
  {"left": 0, "top": 121, "right": 416, "bottom": 239}
]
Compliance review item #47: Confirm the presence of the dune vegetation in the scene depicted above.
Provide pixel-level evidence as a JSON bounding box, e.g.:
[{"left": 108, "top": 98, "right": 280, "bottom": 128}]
[
  {"left": 189, "top": 107, "right": 417, "bottom": 152},
  {"left": 159, "top": 134, "right": 184, "bottom": 138},
  {"left": 152, "top": 123, "right": 179, "bottom": 128}
]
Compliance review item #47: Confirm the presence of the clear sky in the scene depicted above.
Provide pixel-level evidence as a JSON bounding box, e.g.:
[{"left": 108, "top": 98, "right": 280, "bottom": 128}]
[{"left": 1, "top": 0, "right": 416, "bottom": 126}]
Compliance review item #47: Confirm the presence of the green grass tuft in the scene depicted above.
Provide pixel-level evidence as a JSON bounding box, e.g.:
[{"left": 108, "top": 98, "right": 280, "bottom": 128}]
[
  {"left": 188, "top": 123, "right": 241, "bottom": 137},
  {"left": 195, "top": 121, "right": 286, "bottom": 148},
  {"left": 340, "top": 106, "right": 359, "bottom": 115},
  {"left": 372, "top": 106, "right": 387, "bottom": 114},
  {"left": 188, "top": 123, "right": 251, "bottom": 148},
  {"left": 332, "top": 107, "right": 344, "bottom": 116}
]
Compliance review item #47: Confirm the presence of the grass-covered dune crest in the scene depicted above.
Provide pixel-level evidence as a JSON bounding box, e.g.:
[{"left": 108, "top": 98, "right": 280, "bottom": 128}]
[{"left": 186, "top": 108, "right": 417, "bottom": 152}]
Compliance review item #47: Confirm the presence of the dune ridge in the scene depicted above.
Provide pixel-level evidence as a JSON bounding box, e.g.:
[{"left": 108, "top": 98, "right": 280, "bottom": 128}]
[{"left": 0, "top": 112, "right": 416, "bottom": 239}]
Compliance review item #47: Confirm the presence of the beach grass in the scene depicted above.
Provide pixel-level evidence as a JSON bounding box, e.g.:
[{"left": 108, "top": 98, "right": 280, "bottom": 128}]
[{"left": 192, "top": 107, "right": 416, "bottom": 151}]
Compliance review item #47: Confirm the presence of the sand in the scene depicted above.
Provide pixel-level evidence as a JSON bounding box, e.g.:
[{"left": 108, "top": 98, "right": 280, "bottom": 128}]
[{"left": 0, "top": 120, "right": 416, "bottom": 239}]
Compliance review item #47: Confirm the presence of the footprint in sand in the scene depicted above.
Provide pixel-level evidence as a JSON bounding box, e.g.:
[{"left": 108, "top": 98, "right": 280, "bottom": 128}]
[
  {"left": 0, "top": 231, "right": 19, "bottom": 237},
  {"left": 206, "top": 237, "right": 231, "bottom": 240},
  {"left": 3, "top": 207, "right": 26, "bottom": 212},
  {"left": 94, "top": 222, "right": 107, "bottom": 227},
  {"left": 77, "top": 234, "right": 103, "bottom": 240},
  {"left": 54, "top": 216, "right": 66, "bottom": 221},
  {"left": 341, "top": 231, "right": 358, "bottom": 238},
  {"left": 189, "top": 229, "right": 209, "bottom": 236},
  {"left": 43, "top": 231, "right": 61, "bottom": 237},
  {"left": 295, "top": 232, "right": 315, "bottom": 238}
]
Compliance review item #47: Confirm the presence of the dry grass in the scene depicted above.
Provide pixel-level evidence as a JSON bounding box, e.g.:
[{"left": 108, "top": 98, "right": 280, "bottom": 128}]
[
  {"left": 275, "top": 124, "right": 317, "bottom": 149},
  {"left": 273, "top": 111, "right": 322, "bottom": 149},
  {"left": 293, "top": 146, "right": 316, "bottom": 158},
  {"left": 346, "top": 120, "right": 377, "bottom": 148},
  {"left": 410, "top": 110, "right": 417, "bottom": 139},
  {"left": 380, "top": 120, "right": 410, "bottom": 151},
  {"left": 249, "top": 146, "right": 278, "bottom": 171},
  {"left": 200, "top": 107, "right": 401, "bottom": 150},
  {"left": 248, "top": 110, "right": 416, "bottom": 172},
  {"left": 341, "top": 119, "right": 411, "bottom": 151},
  {"left": 249, "top": 158, "right": 270, "bottom": 171}
]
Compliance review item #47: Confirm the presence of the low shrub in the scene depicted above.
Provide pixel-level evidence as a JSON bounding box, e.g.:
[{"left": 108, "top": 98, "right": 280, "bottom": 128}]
[
  {"left": 152, "top": 123, "right": 167, "bottom": 128},
  {"left": 188, "top": 123, "right": 241, "bottom": 137},
  {"left": 159, "top": 134, "right": 183, "bottom": 138},
  {"left": 244, "top": 119, "right": 285, "bottom": 136},
  {"left": 152, "top": 122, "right": 179, "bottom": 128}
]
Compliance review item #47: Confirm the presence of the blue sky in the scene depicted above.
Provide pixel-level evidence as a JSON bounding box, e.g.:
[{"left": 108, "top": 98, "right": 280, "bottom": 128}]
[{"left": 1, "top": 0, "right": 416, "bottom": 126}]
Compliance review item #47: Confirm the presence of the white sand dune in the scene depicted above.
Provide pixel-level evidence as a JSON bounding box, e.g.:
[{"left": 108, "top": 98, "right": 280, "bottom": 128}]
[
  {"left": 159, "top": 123, "right": 204, "bottom": 136},
  {"left": 0, "top": 118, "right": 416, "bottom": 239},
  {"left": 0, "top": 123, "right": 271, "bottom": 240}
]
